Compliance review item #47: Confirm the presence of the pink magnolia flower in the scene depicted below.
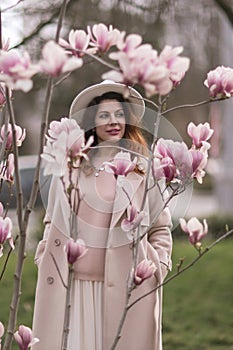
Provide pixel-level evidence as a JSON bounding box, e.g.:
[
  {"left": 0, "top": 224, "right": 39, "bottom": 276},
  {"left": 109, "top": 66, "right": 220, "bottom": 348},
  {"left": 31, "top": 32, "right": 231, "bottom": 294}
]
[
  {"left": 156, "top": 138, "right": 193, "bottom": 181},
  {"left": 88, "top": 23, "right": 121, "bottom": 53},
  {"left": 152, "top": 156, "right": 176, "bottom": 183},
  {"left": 0, "top": 203, "right": 3, "bottom": 216},
  {"left": 39, "top": 40, "right": 83, "bottom": 77},
  {"left": 104, "top": 47, "right": 172, "bottom": 97},
  {"left": 187, "top": 122, "right": 214, "bottom": 149},
  {"left": 204, "top": 66, "right": 233, "bottom": 98},
  {"left": 0, "top": 321, "right": 4, "bottom": 338},
  {"left": 0, "top": 50, "right": 39, "bottom": 92},
  {"left": 65, "top": 238, "right": 88, "bottom": 265},
  {"left": 0, "top": 153, "right": 15, "bottom": 183},
  {"left": 0, "top": 216, "right": 14, "bottom": 257},
  {"left": 0, "top": 321, "right": 4, "bottom": 350},
  {"left": 117, "top": 33, "right": 142, "bottom": 53},
  {"left": 179, "top": 217, "right": 208, "bottom": 246},
  {"left": 14, "top": 325, "right": 39, "bottom": 350},
  {"left": 41, "top": 136, "right": 68, "bottom": 177},
  {"left": 134, "top": 259, "right": 156, "bottom": 286},
  {"left": 104, "top": 151, "right": 137, "bottom": 176},
  {"left": 42, "top": 120, "right": 93, "bottom": 176},
  {"left": 48, "top": 118, "right": 93, "bottom": 160},
  {"left": 0, "top": 123, "right": 26, "bottom": 149},
  {"left": 66, "top": 128, "right": 93, "bottom": 161},
  {"left": 2, "top": 37, "right": 10, "bottom": 51},
  {"left": 59, "top": 29, "right": 96, "bottom": 57},
  {"left": 47, "top": 118, "right": 79, "bottom": 142},
  {"left": 189, "top": 149, "right": 205, "bottom": 183},
  {"left": 121, "top": 205, "right": 144, "bottom": 232},
  {"left": 159, "top": 45, "right": 190, "bottom": 86},
  {"left": 110, "top": 33, "right": 151, "bottom": 60}
]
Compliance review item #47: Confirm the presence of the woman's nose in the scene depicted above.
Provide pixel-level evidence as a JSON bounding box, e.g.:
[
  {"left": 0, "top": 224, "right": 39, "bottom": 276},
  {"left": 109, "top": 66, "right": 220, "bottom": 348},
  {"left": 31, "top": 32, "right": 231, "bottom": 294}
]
[{"left": 108, "top": 113, "right": 118, "bottom": 124}]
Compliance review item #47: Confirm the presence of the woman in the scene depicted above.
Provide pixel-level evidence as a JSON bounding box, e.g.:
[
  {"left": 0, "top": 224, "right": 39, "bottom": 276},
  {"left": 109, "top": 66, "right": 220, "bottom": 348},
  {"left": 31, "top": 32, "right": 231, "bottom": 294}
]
[{"left": 32, "top": 81, "right": 173, "bottom": 350}]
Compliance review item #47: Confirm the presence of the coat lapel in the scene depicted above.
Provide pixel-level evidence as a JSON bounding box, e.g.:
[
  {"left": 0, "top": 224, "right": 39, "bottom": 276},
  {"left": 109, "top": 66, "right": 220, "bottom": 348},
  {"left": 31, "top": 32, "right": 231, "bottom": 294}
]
[{"left": 110, "top": 171, "right": 144, "bottom": 229}]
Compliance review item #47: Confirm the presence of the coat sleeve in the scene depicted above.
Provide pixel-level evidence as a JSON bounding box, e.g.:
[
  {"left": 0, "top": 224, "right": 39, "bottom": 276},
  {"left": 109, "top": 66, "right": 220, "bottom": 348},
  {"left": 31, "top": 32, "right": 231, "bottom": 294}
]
[
  {"left": 147, "top": 182, "right": 173, "bottom": 278},
  {"left": 148, "top": 207, "right": 172, "bottom": 273},
  {"left": 34, "top": 172, "right": 74, "bottom": 265},
  {"left": 34, "top": 176, "right": 60, "bottom": 265}
]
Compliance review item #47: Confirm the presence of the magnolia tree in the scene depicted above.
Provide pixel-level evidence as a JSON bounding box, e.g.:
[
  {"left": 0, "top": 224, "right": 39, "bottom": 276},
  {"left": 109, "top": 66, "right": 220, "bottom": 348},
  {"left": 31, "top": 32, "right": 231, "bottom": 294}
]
[{"left": 0, "top": 1, "right": 233, "bottom": 350}]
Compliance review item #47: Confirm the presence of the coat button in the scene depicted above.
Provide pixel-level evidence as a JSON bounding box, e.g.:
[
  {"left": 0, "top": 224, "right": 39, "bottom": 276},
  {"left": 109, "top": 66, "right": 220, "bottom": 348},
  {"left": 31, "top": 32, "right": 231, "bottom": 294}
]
[
  {"left": 47, "top": 276, "right": 54, "bottom": 284},
  {"left": 54, "top": 239, "right": 61, "bottom": 246}
]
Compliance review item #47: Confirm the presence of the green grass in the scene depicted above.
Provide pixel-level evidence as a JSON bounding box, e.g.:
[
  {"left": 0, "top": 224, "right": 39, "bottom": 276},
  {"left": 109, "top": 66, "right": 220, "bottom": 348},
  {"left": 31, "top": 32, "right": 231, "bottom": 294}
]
[
  {"left": 163, "top": 237, "right": 233, "bottom": 350},
  {"left": 0, "top": 252, "right": 37, "bottom": 349},
  {"left": 0, "top": 238, "right": 233, "bottom": 350}
]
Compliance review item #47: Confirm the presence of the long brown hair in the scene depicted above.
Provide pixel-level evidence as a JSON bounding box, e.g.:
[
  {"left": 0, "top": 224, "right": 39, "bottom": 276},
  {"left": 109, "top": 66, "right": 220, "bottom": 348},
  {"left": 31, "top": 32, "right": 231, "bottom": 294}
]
[{"left": 80, "top": 92, "right": 149, "bottom": 174}]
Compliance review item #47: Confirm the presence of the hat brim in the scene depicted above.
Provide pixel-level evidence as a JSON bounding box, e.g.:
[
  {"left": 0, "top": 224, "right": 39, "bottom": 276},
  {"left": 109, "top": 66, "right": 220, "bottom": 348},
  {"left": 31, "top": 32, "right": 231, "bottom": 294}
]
[{"left": 69, "top": 81, "right": 145, "bottom": 122}]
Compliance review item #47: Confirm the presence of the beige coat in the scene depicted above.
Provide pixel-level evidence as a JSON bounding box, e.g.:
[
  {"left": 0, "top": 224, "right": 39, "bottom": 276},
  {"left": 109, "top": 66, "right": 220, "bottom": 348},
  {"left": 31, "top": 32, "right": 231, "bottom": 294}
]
[{"left": 32, "top": 171, "right": 172, "bottom": 350}]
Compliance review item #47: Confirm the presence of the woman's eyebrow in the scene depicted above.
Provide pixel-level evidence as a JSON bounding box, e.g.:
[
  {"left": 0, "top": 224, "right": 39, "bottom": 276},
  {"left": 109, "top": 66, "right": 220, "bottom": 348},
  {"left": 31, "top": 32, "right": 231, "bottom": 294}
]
[{"left": 97, "top": 108, "right": 124, "bottom": 114}]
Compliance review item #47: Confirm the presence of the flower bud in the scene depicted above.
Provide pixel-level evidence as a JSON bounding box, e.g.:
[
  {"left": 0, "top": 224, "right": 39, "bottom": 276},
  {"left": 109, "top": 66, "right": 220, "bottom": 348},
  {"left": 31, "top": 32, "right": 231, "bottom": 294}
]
[
  {"left": 14, "top": 325, "right": 39, "bottom": 350},
  {"left": 65, "top": 238, "right": 88, "bottom": 265},
  {"left": 179, "top": 217, "right": 208, "bottom": 246},
  {"left": 134, "top": 259, "right": 156, "bottom": 286}
]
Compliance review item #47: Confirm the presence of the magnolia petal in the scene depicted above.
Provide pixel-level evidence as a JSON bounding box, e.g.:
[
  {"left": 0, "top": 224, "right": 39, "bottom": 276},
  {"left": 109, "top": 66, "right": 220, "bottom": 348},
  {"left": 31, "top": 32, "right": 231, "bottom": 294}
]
[
  {"left": 102, "top": 70, "right": 124, "bottom": 83},
  {"left": 0, "top": 321, "right": 4, "bottom": 338},
  {"left": 179, "top": 218, "right": 188, "bottom": 233},
  {"left": 28, "top": 338, "right": 40, "bottom": 347},
  {"left": 8, "top": 237, "right": 15, "bottom": 250},
  {"left": 121, "top": 218, "right": 132, "bottom": 232},
  {"left": 12, "top": 79, "right": 33, "bottom": 92},
  {"left": 0, "top": 203, "right": 4, "bottom": 216},
  {"left": 13, "top": 331, "right": 23, "bottom": 348},
  {"left": 62, "top": 57, "right": 83, "bottom": 73}
]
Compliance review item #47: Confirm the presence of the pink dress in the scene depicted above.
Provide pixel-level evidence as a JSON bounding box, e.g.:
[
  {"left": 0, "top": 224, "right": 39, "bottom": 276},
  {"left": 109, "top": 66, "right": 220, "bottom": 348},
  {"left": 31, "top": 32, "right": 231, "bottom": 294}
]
[{"left": 67, "top": 169, "right": 116, "bottom": 350}]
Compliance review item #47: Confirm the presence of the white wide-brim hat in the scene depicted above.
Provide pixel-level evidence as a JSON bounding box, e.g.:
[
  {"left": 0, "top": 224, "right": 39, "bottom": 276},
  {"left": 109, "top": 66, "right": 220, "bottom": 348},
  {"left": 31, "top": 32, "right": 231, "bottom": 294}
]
[{"left": 69, "top": 80, "right": 145, "bottom": 122}]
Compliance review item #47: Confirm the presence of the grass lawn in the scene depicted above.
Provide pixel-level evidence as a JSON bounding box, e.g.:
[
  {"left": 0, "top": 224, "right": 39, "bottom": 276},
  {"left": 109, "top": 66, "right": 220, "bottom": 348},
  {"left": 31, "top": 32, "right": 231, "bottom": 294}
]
[
  {"left": 0, "top": 253, "right": 37, "bottom": 350},
  {"left": 163, "top": 237, "right": 233, "bottom": 350},
  {"left": 0, "top": 237, "right": 233, "bottom": 349}
]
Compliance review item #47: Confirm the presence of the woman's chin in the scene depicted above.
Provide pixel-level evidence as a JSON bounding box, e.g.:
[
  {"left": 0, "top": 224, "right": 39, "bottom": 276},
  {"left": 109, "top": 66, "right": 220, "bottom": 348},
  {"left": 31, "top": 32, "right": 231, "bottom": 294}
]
[{"left": 100, "top": 137, "right": 122, "bottom": 144}]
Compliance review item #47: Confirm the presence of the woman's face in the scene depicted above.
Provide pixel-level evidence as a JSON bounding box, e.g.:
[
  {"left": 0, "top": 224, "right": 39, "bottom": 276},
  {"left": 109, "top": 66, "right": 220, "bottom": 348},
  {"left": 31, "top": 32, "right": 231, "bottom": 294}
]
[{"left": 94, "top": 99, "right": 126, "bottom": 143}]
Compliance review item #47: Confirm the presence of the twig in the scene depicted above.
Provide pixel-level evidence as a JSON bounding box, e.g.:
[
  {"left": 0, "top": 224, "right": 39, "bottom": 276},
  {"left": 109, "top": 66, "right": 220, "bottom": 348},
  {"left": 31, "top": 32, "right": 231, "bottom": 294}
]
[
  {"left": 128, "top": 229, "right": 233, "bottom": 310},
  {"left": 2, "top": 89, "right": 24, "bottom": 350},
  {"left": 110, "top": 104, "right": 164, "bottom": 350},
  {"left": 0, "top": 227, "right": 19, "bottom": 281},
  {"left": 161, "top": 97, "right": 226, "bottom": 116},
  {"left": 1, "top": 0, "right": 24, "bottom": 12},
  {"left": 73, "top": 49, "right": 120, "bottom": 72},
  {"left": 50, "top": 252, "right": 67, "bottom": 289},
  {"left": 62, "top": 266, "right": 74, "bottom": 350}
]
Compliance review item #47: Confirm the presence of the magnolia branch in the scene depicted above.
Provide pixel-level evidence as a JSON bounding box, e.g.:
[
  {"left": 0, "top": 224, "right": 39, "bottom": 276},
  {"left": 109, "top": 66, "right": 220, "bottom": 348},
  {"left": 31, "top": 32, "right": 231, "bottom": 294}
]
[
  {"left": 111, "top": 228, "right": 233, "bottom": 350},
  {"left": 3, "top": 90, "right": 25, "bottom": 350},
  {"left": 111, "top": 104, "right": 165, "bottom": 349},
  {"left": 2, "top": 1, "right": 69, "bottom": 349},
  {"left": 1, "top": 0, "right": 24, "bottom": 12},
  {"left": 161, "top": 97, "right": 226, "bottom": 116},
  {"left": 128, "top": 228, "right": 233, "bottom": 309},
  {"left": 50, "top": 253, "right": 67, "bottom": 289},
  {"left": 62, "top": 266, "right": 74, "bottom": 350}
]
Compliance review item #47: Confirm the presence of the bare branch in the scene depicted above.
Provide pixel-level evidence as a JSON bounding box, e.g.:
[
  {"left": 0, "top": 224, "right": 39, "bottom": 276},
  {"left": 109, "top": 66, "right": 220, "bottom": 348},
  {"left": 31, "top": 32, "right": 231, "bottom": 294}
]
[
  {"left": 128, "top": 228, "right": 233, "bottom": 310},
  {"left": 213, "top": 0, "right": 233, "bottom": 26}
]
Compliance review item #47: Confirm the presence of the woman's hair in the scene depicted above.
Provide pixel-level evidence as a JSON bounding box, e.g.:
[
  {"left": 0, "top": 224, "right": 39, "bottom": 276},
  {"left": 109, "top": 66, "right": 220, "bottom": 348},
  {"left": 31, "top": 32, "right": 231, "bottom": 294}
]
[{"left": 80, "top": 91, "right": 148, "bottom": 174}]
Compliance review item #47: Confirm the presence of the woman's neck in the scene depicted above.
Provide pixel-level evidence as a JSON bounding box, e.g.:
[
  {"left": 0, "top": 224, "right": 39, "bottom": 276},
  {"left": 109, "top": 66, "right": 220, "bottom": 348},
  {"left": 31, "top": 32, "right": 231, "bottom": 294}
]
[{"left": 93, "top": 142, "right": 119, "bottom": 160}]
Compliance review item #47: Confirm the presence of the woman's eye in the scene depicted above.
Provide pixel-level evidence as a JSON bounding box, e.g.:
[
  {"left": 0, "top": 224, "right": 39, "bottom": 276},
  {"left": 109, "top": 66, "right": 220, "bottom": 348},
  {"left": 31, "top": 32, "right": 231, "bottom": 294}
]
[
  {"left": 99, "top": 113, "right": 109, "bottom": 119},
  {"left": 115, "top": 112, "right": 125, "bottom": 118}
]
